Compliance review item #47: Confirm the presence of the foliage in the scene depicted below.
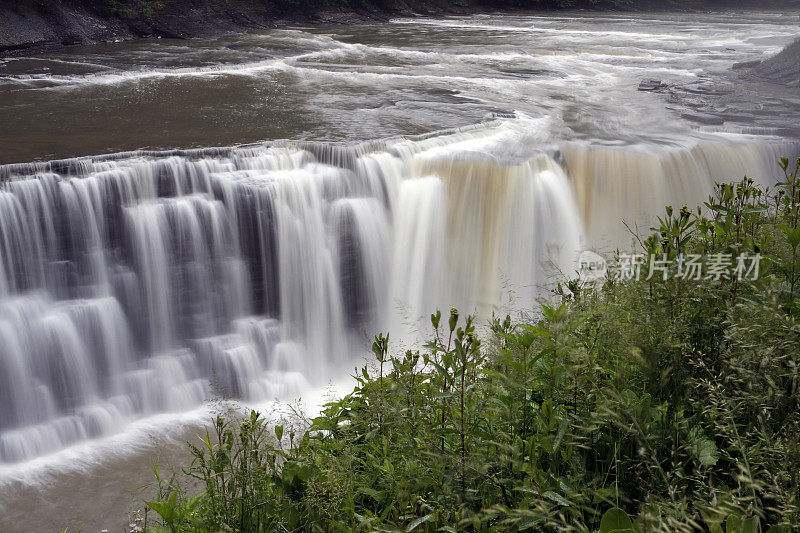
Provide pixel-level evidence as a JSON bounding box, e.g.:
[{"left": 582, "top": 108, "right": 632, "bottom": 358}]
[{"left": 140, "top": 158, "right": 800, "bottom": 531}]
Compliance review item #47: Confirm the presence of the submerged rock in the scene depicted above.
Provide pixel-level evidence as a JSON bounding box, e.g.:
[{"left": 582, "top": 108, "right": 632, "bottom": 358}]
[
  {"left": 680, "top": 111, "right": 725, "bottom": 125},
  {"left": 638, "top": 79, "right": 666, "bottom": 91}
]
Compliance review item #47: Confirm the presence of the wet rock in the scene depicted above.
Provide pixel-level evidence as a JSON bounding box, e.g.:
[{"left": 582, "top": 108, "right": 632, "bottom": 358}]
[
  {"left": 0, "top": 0, "right": 446, "bottom": 55},
  {"left": 0, "top": 1, "right": 131, "bottom": 52},
  {"left": 638, "top": 78, "right": 666, "bottom": 91},
  {"left": 676, "top": 83, "right": 732, "bottom": 96},
  {"left": 733, "top": 59, "right": 761, "bottom": 70},
  {"left": 680, "top": 111, "right": 725, "bottom": 125},
  {"left": 498, "top": 66, "right": 563, "bottom": 79},
  {"left": 666, "top": 36, "right": 800, "bottom": 137},
  {"left": 748, "top": 37, "right": 800, "bottom": 88}
]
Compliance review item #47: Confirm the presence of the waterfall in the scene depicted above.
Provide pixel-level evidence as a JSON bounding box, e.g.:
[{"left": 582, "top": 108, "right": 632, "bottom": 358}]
[
  {"left": 0, "top": 121, "right": 797, "bottom": 463},
  {"left": 562, "top": 138, "right": 796, "bottom": 246}
]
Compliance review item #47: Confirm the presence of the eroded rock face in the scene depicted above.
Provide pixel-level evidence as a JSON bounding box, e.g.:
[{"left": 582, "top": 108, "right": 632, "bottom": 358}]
[
  {"left": 0, "top": 2, "right": 131, "bottom": 52},
  {"left": 749, "top": 37, "right": 800, "bottom": 88},
  {"left": 0, "top": 0, "right": 409, "bottom": 55},
  {"left": 2, "top": 0, "right": 799, "bottom": 56}
]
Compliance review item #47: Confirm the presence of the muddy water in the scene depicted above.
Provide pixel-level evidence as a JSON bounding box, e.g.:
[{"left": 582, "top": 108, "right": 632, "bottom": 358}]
[{"left": 1, "top": 10, "right": 797, "bottom": 164}]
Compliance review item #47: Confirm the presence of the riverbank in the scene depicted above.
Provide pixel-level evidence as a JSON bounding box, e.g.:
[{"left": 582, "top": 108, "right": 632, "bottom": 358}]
[
  {"left": 748, "top": 36, "right": 800, "bottom": 87},
  {"left": 2, "top": 0, "right": 799, "bottom": 56},
  {"left": 0, "top": 0, "right": 422, "bottom": 55}
]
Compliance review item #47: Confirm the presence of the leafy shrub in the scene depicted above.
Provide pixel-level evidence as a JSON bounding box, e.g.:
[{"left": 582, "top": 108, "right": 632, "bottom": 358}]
[{"left": 140, "top": 157, "right": 800, "bottom": 532}]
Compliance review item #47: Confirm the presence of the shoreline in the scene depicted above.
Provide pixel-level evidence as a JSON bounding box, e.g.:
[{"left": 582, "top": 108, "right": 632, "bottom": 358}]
[{"left": 2, "top": 0, "right": 799, "bottom": 57}]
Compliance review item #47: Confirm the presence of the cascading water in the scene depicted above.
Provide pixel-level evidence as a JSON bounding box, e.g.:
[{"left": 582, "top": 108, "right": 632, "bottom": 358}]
[
  {"left": 3, "top": 9, "right": 800, "bottom": 532},
  {"left": 1, "top": 119, "right": 797, "bottom": 464}
]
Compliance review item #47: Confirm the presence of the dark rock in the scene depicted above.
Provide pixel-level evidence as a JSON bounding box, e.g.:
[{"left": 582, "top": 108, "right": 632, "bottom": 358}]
[
  {"left": 732, "top": 59, "right": 761, "bottom": 70},
  {"left": 0, "top": 2, "right": 132, "bottom": 52},
  {"left": 4, "top": 0, "right": 800, "bottom": 56},
  {"left": 638, "top": 78, "right": 666, "bottom": 91},
  {"left": 680, "top": 111, "right": 725, "bottom": 125},
  {"left": 497, "top": 66, "right": 563, "bottom": 79},
  {"left": 679, "top": 84, "right": 724, "bottom": 95},
  {"left": 0, "top": 0, "right": 466, "bottom": 55},
  {"left": 748, "top": 37, "right": 800, "bottom": 88}
]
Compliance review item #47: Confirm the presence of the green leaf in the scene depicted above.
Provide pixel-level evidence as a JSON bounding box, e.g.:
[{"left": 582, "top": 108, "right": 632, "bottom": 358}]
[
  {"left": 354, "top": 512, "right": 378, "bottom": 526},
  {"left": 543, "top": 491, "right": 570, "bottom": 507},
  {"left": 379, "top": 501, "right": 396, "bottom": 521},
  {"left": 783, "top": 226, "right": 800, "bottom": 249},
  {"left": 431, "top": 310, "right": 441, "bottom": 329},
  {"left": 518, "top": 517, "right": 543, "bottom": 530},
  {"left": 696, "top": 437, "right": 719, "bottom": 466},
  {"left": 143, "top": 499, "right": 168, "bottom": 520},
  {"left": 726, "top": 514, "right": 742, "bottom": 533},
  {"left": 358, "top": 486, "right": 379, "bottom": 498},
  {"left": 144, "top": 491, "right": 178, "bottom": 524},
  {"left": 740, "top": 517, "right": 757, "bottom": 533},
  {"left": 738, "top": 293, "right": 763, "bottom": 306},
  {"left": 407, "top": 513, "right": 435, "bottom": 531},
  {"left": 517, "top": 331, "right": 538, "bottom": 349},
  {"left": 430, "top": 361, "right": 449, "bottom": 379},
  {"left": 541, "top": 303, "right": 567, "bottom": 323},
  {"left": 688, "top": 427, "right": 719, "bottom": 466},
  {"left": 178, "top": 492, "right": 204, "bottom": 517},
  {"left": 766, "top": 526, "right": 788, "bottom": 533},
  {"left": 599, "top": 508, "right": 635, "bottom": 533}
]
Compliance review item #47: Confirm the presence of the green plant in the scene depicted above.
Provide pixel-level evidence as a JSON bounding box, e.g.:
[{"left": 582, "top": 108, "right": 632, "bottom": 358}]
[{"left": 136, "top": 158, "right": 800, "bottom": 532}]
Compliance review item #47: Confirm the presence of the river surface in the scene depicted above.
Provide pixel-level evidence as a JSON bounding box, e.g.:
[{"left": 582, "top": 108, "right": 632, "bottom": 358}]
[
  {"left": 1, "top": 10, "right": 798, "bottom": 163},
  {"left": 0, "top": 10, "right": 799, "bottom": 533}
]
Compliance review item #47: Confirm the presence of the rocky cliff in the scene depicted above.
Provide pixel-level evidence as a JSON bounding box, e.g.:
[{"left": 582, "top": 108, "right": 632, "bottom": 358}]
[{"left": 1, "top": 0, "right": 798, "bottom": 55}]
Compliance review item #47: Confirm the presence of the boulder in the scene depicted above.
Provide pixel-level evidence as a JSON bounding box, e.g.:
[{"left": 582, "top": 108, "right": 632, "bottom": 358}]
[{"left": 638, "top": 79, "right": 666, "bottom": 91}]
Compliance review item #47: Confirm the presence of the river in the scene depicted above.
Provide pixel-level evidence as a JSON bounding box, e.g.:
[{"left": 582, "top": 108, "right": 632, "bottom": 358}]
[{"left": 0, "top": 10, "right": 799, "bottom": 532}]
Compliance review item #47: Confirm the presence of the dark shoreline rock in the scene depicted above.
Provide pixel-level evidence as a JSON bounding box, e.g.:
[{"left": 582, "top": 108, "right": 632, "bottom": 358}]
[
  {"left": 0, "top": 0, "right": 400, "bottom": 56},
  {"left": 2, "top": 0, "right": 800, "bottom": 57},
  {"left": 0, "top": 0, "right": 461, "bottom": 56},
  {"left": 746, "top": 37, "right": 800, "bottom": 88}
]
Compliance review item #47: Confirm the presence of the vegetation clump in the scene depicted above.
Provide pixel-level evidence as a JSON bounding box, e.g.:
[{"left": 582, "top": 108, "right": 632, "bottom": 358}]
[{"left": 139, "top": 157, "right": 800, "bottom": 532}]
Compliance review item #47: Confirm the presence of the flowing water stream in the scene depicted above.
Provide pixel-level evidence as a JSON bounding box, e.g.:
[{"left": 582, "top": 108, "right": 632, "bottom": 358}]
[{"left": 0, "top": 10, "right": 799, "bottom": 532}]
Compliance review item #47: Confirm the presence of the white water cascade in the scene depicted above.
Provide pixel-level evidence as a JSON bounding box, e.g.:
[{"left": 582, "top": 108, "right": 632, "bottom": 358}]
[{"left": 0, "top": 119, "right": 797, "bottom": 463}]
